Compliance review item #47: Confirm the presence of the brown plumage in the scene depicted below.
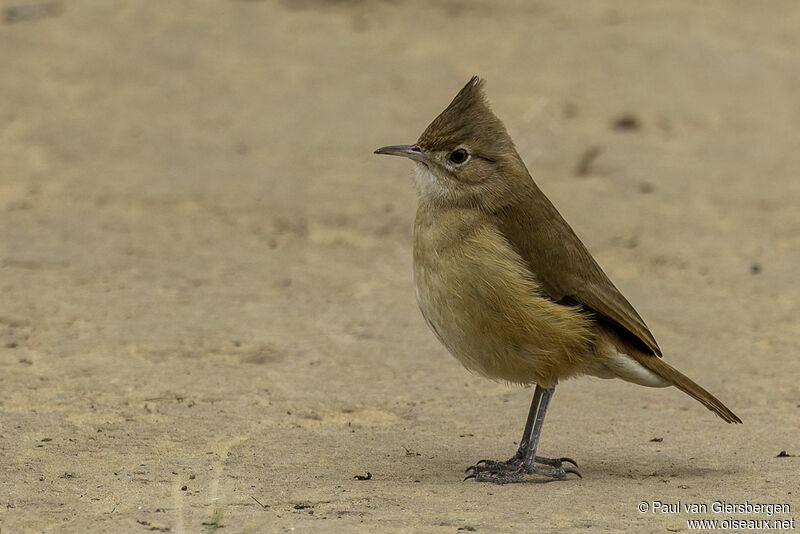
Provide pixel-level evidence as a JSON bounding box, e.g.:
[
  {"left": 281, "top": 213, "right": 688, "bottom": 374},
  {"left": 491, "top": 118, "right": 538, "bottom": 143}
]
[{"left": 375, "top": 76, "right": 740, "bottom": 483}]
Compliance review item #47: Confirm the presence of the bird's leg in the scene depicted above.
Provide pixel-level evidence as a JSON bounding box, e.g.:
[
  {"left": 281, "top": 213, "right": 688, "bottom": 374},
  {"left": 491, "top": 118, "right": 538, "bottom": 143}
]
[
  {"left": 520, "top": 386, "right": 580, "bottom": 476},
  {"left": 467, "top": 385, "right": 542, "bottom": 471},
  {"left": 465, "top": 385, "right": 581, "bottom": 484}
]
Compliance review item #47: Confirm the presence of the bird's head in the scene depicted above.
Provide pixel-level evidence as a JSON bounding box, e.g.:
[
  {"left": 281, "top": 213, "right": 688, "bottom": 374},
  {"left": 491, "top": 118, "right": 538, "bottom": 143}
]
[{"left": 375, "top": 76, "right": 530, "bottom": 211}]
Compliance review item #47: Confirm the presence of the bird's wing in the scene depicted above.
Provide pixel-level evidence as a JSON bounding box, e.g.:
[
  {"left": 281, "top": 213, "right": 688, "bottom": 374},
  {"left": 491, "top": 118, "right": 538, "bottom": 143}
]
[{"left": 496, "top": 185, "right": 662, "bottom": 356}]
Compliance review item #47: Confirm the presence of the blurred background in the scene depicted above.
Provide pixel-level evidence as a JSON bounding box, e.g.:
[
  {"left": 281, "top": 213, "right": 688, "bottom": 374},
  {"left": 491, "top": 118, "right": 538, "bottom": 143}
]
[{"left": 1, "top": 1, "right": 798, "bottom": 532}]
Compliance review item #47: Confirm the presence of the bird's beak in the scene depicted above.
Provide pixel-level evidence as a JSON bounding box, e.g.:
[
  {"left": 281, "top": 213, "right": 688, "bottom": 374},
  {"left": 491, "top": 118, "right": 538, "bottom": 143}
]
[{"left": 374, "top": 144, "right": 427, "bottom": 164}]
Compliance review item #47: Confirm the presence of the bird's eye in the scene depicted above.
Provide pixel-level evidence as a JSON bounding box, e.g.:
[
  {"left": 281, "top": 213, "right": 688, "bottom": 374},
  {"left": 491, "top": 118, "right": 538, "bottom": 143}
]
[{"left": 448, "top": 148, "right": 469, "bottom": 165}]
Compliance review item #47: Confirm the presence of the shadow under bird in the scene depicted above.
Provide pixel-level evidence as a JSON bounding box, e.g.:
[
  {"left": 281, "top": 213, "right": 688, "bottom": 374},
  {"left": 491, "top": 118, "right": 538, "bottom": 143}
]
[{"left": 374, "top": 76, "right": 741, "bottom": 484}]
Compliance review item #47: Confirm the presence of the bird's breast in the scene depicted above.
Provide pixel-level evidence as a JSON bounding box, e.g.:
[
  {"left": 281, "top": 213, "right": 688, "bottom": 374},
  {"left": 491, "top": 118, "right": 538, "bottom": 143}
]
[{"left": 411, "top": 206, "right": 595, "bottom": 385}]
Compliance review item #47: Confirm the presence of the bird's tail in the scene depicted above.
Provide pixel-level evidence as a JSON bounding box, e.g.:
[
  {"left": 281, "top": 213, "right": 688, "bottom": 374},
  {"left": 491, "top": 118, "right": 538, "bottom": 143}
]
[{"left": 631, "top": 353, "right": 742, "bottom": 424}]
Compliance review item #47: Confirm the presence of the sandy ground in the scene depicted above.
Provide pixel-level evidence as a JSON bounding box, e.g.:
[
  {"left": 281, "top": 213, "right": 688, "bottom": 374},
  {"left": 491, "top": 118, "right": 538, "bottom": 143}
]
[{"left": 1, "top": 1, "right": 799, "bottom": 532}]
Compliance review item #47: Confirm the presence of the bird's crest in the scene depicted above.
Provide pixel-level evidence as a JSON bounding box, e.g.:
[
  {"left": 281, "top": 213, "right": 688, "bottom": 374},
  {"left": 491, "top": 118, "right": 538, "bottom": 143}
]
[{"left": 417, "top": 76, "right": 515, "bottom": 159}]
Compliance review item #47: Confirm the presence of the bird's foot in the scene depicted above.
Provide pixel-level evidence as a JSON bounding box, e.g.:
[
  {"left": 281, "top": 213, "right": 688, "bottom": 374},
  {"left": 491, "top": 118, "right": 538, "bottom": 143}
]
[{"left": 464, "top": 455, "right": 580, "bottom": 484}]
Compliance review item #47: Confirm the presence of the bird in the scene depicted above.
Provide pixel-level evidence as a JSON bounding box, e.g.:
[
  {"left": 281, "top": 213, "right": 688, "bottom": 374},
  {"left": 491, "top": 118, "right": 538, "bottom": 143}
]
[{"left": 373, "top": 76, "right": 741, "bottom": 484}]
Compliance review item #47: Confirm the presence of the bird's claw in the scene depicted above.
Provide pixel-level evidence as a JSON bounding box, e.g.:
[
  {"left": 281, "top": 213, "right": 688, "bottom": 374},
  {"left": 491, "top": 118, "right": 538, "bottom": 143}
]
[
  {"left": 463, "top": 454, "right": 582, "bottom": 483},
  {"left": 565, "top": 468, "right": 582, "bottom": 478}
]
